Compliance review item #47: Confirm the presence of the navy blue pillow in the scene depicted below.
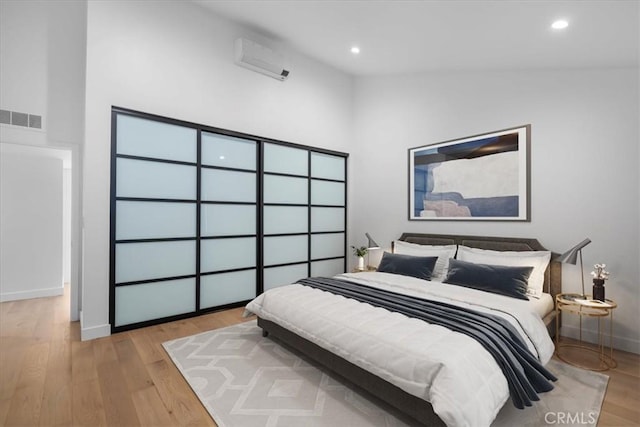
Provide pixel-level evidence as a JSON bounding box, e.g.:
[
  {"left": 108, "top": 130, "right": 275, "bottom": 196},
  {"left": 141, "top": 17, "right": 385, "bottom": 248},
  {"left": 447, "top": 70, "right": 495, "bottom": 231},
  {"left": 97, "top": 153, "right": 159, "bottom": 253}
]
[
  {"left": 377, "top": 252, "right": 438, "bottom": 280},
  {"left": 444, "top": 258, "right": 532, "bottom": 300}
]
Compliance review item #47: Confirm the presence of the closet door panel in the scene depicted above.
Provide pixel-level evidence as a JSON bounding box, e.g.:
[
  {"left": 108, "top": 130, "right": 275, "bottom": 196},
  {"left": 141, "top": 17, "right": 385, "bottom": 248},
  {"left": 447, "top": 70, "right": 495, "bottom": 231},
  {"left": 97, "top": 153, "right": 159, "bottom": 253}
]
[
  {"left": 264, "top": 235, "right": 308, "bottom": 266},
  {"left": 116, "top": 201, "right": 196, "bottom": 240},
  {"left": 264, "top": 264, "right": 308, "bottom": 291},
  {"left": 200, "top": 270, "right": 256, "bottom": 308},
  {"left": 311, "top": 259, "right": 344, "bottom": 277},
  {"left": 311, "top": 180, "right": 345, "bottom": 206},
  {"left": 311, "top": 207, "right": 345, "bottom": 232},
  {"left": 263, "top": 175, "right": 308, "bottom": 204},
  {"left": 116, "top": 158, "right": 196, "bottom": 200},
  {"left": 263, "top": 206, "right": 308, "bottom": 235},
  {"left": 311, "top": 233, "right": 344, "bottom": 260},
  {"left": 311, "top": 152, "right": 345, "bottom": 181},
  {"left": 264, "top": 143, "right": 308, "bottom": 176},
  {"left": 116, "top": 115, "right": 197, "bottom": 163},
  {"left": 201, "top": 204, "right": 256, "bottom": 237},
  {"left": 201, "top": 169, "right": 256, "bottom": 202},
  {"left": 201, "top": 133, "right": 256, "bottom": 170},
  {"left": 115, "top": 241, "right": 195, "bottom": 284},
  {"left": 200, "top": 237, "right": 256, "bottom": 272},
  {"left": 115, "top": 278, "right": 195, "bottom": 327}
]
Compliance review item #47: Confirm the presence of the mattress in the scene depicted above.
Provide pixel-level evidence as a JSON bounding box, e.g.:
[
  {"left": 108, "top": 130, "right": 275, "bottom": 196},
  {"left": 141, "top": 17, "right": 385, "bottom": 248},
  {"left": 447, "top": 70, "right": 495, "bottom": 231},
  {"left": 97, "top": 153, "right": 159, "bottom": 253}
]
[{"left": 245, "top": 271, "right": 555, "bottom": 427}]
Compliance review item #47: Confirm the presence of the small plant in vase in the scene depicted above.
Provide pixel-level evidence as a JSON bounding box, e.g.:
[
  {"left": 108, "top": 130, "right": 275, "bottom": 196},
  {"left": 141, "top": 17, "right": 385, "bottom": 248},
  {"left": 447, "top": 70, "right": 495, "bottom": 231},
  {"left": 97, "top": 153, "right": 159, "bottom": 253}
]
[
  {"left": 590, "top": 263, "right": 610, "bottom": 301},
  {"left": 351, "top": 246, "right": 368, "bottom": 271}
]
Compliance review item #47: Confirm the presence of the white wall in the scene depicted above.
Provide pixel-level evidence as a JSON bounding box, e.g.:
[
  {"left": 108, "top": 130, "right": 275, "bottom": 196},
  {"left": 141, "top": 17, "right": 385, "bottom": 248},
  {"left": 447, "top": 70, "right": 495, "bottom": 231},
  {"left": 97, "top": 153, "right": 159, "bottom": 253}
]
[
  {"left": 82, "top": 0, "right": 354, "bottom": 340},
  {"left": 352, "top": 68, "right": 639, "bottom": 353},
  {"left": 0, "top": 0, "right": 86, "bottom": 147},
  {"left": 0, "top": 149, "right": 64, "bottom": 301},
  {"left": 0, "top": 0, "right": 86, "bottom": 320},
  {"left": 63, "top": 167, "right": 71, "bottom": 283},
  {"left": 46, "top": 0, "right": 87, "bottom": 148},
  {"left": 0, "top": 0, "right": 48, "bottom": 145}
]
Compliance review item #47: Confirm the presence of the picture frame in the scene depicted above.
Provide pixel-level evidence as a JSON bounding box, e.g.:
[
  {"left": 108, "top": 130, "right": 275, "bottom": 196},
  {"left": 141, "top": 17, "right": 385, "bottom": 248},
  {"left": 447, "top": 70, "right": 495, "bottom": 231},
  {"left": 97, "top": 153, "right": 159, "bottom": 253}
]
[{"left": 408, "top": 125, "right": 530, "bottom": 221}]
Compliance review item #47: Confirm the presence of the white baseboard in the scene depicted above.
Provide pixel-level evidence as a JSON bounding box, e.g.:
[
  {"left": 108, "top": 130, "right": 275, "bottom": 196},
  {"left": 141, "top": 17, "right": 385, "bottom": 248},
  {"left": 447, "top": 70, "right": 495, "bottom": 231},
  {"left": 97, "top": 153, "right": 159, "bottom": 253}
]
[
  {"left": 561, "top": 325, "right": 640, "bottom": 355},
  {"left": 0, "top": 286, "right": 64, "bottom": 302},
  {"left": 80, "top": 310, "right": 111, "bottom": 341}
]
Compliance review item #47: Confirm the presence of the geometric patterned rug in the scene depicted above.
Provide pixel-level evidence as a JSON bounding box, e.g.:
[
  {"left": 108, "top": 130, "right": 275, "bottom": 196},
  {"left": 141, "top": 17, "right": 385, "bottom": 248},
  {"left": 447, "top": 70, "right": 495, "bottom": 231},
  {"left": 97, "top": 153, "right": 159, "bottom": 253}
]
[{"left": 163, "top": 320, "right": 608, "bottom": 427}]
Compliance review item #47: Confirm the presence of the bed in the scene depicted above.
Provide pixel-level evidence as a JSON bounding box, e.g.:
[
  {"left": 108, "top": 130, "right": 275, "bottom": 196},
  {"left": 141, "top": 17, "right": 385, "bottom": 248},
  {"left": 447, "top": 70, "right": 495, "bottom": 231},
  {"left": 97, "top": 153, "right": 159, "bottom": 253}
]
[{"left": 245, "top": 233, "right": 561, "bottom": 426}]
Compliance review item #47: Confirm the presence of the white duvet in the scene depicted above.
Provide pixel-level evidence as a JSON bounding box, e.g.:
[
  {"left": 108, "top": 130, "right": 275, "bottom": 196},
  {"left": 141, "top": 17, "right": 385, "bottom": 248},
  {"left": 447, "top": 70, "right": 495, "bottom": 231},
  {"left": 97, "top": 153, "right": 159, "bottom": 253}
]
[{"left": 245, "top": 272, "right": 555, "bottom": 427}]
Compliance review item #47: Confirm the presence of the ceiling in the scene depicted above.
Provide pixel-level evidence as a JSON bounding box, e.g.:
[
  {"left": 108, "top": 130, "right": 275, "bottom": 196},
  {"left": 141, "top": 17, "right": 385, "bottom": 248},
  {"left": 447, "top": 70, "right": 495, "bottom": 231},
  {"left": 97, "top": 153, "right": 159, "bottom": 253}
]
[{"left": 193, "top": 0, "right": 639, "bottom": 76}]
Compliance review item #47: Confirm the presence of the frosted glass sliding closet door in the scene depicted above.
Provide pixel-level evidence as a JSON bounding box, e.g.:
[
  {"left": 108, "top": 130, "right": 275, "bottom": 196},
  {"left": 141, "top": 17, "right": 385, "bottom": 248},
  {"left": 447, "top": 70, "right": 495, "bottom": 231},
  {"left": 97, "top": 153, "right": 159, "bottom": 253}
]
[
  {"left": 262, "top": 144, "right": 346, "bottom": 290},
  {"left": 111, "top": 107, "right": 347, "bottom": 333},
  {"left": 200, "top": 132, "right": 257, "bottom": 309},
  {"left": 112, "top": 113, "right": 198, "bottom": 328},
  {"left": 310, "top": 152, "right": 346, "bottom": 278},
  {"left": 111, "top": 112, "right": 260, "bottom": 331}
]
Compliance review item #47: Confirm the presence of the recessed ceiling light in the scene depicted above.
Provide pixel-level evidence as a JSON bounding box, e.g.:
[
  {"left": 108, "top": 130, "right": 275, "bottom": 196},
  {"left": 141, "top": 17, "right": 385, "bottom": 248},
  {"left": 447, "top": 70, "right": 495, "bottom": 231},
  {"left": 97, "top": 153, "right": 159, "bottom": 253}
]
[
  {"left": 551, "top": 19, "right": 569, "bottom": 30},
  {"left": 350, "top": 46, "right": 360, "bottom": 54}
]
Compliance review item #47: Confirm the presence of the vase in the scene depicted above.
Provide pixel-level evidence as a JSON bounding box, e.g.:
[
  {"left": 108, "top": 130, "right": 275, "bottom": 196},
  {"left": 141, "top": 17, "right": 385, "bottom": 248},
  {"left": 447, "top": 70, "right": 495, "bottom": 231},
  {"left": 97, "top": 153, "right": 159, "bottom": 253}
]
[
  {"left": 592, "top": 278, "right": 605, "bottom": 301},
  {"left": 357, "top": 256, "right": 365, "bottom": 271}
]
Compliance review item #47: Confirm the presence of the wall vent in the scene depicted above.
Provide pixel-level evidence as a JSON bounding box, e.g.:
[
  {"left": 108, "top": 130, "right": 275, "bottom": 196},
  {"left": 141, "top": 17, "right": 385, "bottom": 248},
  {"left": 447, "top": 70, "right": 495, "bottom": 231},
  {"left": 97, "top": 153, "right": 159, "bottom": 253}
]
[
  {"left": 0, "top": 109, "right": 43, "bottom": 129},
  {"left": 0, "top": 109, "right": 10, "bottom": 125}
]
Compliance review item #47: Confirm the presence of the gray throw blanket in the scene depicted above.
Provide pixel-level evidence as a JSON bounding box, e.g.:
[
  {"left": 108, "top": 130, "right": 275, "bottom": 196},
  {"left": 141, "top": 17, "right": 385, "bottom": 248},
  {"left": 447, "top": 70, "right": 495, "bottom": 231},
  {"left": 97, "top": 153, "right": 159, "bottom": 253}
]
[{"left": 296, "top": 277, "right": 557, "bottom": 409}]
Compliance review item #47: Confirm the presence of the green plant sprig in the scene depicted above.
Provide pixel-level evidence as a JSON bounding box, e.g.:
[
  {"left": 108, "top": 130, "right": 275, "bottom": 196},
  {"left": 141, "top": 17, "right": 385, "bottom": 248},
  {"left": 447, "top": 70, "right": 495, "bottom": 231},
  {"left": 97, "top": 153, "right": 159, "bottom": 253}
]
[{"left": 350, "top": 245, "right": 368, "bottom": 257}]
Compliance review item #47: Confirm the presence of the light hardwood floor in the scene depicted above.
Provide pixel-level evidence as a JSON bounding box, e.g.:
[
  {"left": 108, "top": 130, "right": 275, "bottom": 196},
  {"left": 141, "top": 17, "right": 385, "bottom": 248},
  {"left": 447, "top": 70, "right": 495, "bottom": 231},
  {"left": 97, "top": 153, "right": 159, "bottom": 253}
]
[{"left": 1, "top": 286, "right": 638, "bottom": 426}]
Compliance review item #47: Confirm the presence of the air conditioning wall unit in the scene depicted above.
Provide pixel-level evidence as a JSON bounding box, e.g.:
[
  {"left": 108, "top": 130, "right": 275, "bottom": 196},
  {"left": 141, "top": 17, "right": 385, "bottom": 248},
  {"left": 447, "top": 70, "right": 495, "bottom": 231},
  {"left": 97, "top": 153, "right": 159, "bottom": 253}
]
[{"left": 234, "top": 38, "right": 290, "bottom": 81}]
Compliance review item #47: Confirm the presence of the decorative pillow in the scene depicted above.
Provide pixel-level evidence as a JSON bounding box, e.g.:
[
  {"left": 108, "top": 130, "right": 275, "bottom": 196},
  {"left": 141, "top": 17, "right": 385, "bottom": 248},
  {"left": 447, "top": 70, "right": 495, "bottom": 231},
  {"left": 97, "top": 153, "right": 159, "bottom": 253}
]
[
  {"left": 377, "top": 252, "right": 438, "bottom": 281},
  {"left": 456, "top": 246, "right": 551, "bottom": 299},
  {"left": 393, "top": 241, "right": 457, "bottom": 281},
  {"left": 444, "top": 259, "right": 532, "bottom": 300}
]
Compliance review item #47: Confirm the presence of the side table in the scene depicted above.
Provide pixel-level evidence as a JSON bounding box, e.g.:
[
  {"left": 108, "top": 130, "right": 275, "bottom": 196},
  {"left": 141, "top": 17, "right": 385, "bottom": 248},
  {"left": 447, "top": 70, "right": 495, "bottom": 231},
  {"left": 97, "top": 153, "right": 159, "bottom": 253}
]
[{"left": 555, "top": 293, "right": 617, "bottom": 371}]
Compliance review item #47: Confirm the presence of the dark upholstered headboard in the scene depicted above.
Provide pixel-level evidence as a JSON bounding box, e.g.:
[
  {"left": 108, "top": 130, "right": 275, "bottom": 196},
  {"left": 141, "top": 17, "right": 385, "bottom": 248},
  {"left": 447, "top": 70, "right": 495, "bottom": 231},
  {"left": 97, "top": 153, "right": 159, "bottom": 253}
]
[{"left": 395, "top": 233, "right": 561, "bottom": 299}]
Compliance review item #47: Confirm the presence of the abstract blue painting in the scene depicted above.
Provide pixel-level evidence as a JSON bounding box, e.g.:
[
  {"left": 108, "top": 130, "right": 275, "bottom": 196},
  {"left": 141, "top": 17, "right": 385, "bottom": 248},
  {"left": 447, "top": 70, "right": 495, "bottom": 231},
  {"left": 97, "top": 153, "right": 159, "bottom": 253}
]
[{"left": 409, "top": 125, "right": 530, "bottom": 221}]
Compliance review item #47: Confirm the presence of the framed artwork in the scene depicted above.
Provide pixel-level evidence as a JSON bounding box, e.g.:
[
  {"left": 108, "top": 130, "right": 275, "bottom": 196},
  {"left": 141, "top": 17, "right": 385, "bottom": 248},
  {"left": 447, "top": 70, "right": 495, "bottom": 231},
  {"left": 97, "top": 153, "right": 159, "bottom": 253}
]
[{"left": 408, "top": 125, "right": 530, "bottom": 221}]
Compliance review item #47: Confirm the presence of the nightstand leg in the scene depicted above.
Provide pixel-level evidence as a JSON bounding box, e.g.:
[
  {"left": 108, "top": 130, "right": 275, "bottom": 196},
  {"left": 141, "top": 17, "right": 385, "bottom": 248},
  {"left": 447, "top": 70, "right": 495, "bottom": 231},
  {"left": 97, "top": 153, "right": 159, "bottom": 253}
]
[
  {"left": 555, "top": 309, "right": 559, "bottom": 347},
  {"left": 579, "top": 314, "right": 582, "bottom": 343},
  {"left": 598, "top": 317, "right": 603, "bottom": 367},
  {"left": 609, "top": 311, "right": 615, "bottom": 367}
]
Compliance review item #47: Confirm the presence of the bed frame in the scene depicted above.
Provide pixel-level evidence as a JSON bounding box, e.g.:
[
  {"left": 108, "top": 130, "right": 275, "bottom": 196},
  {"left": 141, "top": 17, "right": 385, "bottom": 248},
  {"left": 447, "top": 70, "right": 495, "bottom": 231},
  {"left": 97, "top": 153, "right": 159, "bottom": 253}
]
[{"left": 257, "top": 233, "right": 562, "bottom": 426}]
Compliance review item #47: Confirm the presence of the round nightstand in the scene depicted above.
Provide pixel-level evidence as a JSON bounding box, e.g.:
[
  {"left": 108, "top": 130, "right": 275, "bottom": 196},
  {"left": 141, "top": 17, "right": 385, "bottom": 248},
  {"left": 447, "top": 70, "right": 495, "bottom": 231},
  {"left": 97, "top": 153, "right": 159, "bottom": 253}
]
[{"left": 555, "top": 293, "right": 617, "bottom": 371}]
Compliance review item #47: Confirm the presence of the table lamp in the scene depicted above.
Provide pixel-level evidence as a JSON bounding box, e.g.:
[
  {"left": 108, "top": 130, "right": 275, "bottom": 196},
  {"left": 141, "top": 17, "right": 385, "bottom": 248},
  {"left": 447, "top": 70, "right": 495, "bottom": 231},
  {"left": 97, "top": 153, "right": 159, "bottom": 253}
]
[{"left": 558, "top": 238, "right": 591, "bottom": 298}]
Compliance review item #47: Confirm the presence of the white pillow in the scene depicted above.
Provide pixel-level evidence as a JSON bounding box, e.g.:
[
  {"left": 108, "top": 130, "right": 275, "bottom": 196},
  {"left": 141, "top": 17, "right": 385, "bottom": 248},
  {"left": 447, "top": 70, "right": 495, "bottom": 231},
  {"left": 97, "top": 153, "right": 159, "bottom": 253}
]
[
  {"left": 456, "top": 245, "right": 551, "bottom": 298},
  {"left": 393, "top": 241, "right": 457, "bottom": 281}
]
